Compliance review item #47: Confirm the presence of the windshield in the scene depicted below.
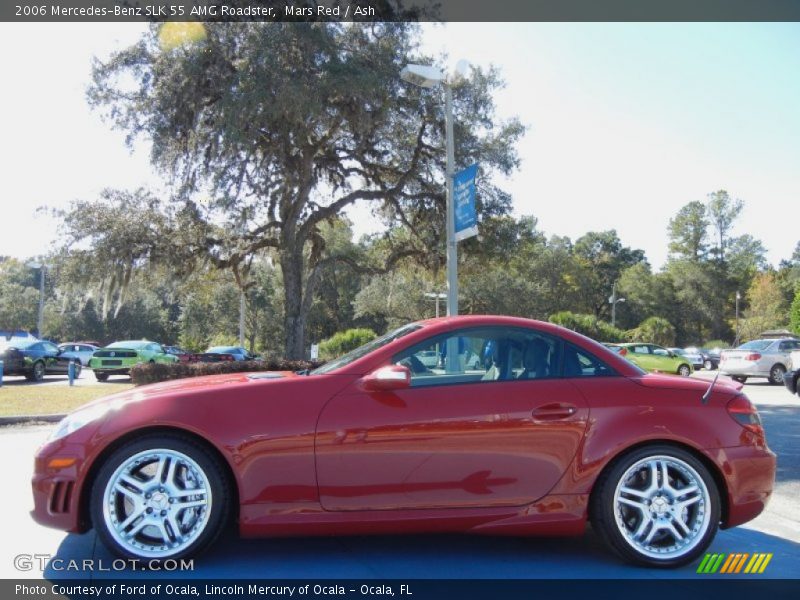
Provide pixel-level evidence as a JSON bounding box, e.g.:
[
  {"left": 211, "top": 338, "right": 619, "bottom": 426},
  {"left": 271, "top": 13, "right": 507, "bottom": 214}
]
[
  {"left": 310, "top": 324, "right": 423, "bottom": 375},
  {"left": 737, "top": 340, "right": 771, "bottom": 351}
]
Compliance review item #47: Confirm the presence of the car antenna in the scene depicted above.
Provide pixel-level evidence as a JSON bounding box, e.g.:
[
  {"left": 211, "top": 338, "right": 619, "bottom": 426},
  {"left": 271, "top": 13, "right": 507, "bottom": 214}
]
[{"left": 701, "top": 370, "right": 721, "bottom": 405}]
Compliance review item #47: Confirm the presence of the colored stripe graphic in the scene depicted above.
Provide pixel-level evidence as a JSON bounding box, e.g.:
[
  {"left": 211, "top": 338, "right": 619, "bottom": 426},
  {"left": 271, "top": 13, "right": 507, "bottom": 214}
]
[{"left": 698, "top": 552, "right": 771, "bottom": 574}]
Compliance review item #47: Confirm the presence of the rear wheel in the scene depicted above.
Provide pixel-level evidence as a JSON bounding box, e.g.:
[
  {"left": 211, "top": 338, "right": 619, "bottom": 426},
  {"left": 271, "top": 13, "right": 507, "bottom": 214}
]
[
  {"left": 95, "top": 372, "right": 109, "bottom": 382},
  {"left": 90, "top": 434, "right": 231, "bottom": 561},
  {"left": 590, "top": 445, "right": 720, "bottom": 568},
  {"left": 704, "top": 360, "right": 714, "bottom": 371},
  {"left": 768, "top": 364, "right": 785, "bottom": 386},
  {"left": 677, "top": 364, "right": 691, "bottom": 377},
  {"left": 25, "top": 361, "right": 46, "bottom": 382}
]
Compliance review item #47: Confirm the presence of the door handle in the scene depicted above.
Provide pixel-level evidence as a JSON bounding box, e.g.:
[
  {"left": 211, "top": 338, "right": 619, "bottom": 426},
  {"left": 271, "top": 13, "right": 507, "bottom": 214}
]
[{"left": 532, "top": 403, "right": 577, "bottom": 421}]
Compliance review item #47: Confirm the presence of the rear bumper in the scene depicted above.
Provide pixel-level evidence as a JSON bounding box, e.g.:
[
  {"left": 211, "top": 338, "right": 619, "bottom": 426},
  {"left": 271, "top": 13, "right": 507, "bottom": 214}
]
[
  {"left": 706, "top": 445, "right": 776, "bottom": 528},
  {"left": 784, "top": 369, "right": 799, "bottom": 395},
  {"left": 720, "top": 365, "right": 767, "bottom": 378}
]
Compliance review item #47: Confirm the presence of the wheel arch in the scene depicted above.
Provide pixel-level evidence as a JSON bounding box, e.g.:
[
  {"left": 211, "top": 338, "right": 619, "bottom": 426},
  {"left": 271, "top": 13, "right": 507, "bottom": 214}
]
[
  {"left": 78, "top": 425, "right": 240, "bottom": 532},
  {"left": 587, "top": 439, "right": 730, "bottom": 528}
]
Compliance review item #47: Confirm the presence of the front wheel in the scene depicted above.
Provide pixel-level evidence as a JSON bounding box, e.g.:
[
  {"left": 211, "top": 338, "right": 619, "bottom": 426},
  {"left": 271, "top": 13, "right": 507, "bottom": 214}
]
[
  {"left": 677, "top": 364, "right": 692, "bottom": 377},
  {"left": 704, "top": 360, "right": 715, "bottom": 371},
  {"left": 590, "top": 445, "right": 720, "bottom": 568},
  {"left": 90, "top": 434, "right": 231, "bottom": 561},
  {"left": 768, "top": 364, "right": 785, "bottom": 386}
]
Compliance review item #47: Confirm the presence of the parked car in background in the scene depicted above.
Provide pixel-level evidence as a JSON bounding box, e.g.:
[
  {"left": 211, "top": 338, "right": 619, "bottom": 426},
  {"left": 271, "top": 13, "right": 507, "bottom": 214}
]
[
  {"left": 33, "top": 315, "right": 775, "bottom": 568},
  {"left": 58, "top": 343, "right": 100, "bottom": 367},
  {"left": 163, "top": 345, "right": 202, "bottom": 363},
  {"left": 0, "top": 329, "right": 37, "bottom": 343},
  {"left": 0, "top": 339, "right": 81, "bottom": 381},
  {"left": 783, "top": 349, "right": 800, "bottom": 397},
  {"left": 720, "top": 338, "right": 800, "bottom": 385},
  {"left": 668, "top": 348, "right": 702, "bottom": 371},
  {"left": 684, "top": 347, "right": 721, "bottom": 370},
  {"left": 203, "top": 346, "right": 260, "bottom": 361},
  {"left": 611, "top": 343, "right": 693, "bottom": 376},
  {"left": 88, "top": 340, "right": 178, "bottom": 381}
]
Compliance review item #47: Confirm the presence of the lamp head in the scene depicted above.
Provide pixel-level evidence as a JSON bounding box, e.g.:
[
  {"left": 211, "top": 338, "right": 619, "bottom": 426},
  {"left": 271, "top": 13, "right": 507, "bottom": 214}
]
[{"left": 400, "top": 64, "right": 445, "bottom": 88}]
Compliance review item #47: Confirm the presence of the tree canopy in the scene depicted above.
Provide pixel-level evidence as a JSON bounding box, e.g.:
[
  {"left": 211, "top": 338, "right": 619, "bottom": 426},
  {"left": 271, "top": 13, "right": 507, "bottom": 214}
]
[{"left": 86, "top": 22, "right": 524, "bottom": 357}]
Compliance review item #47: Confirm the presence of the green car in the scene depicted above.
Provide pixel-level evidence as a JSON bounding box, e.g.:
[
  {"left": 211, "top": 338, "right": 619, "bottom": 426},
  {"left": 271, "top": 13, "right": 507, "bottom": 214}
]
[
  {"left": 610, "top": 343, "right": 693, "bottom": 377},
  {"left": 88, "top": 340, "right": 178, "bottom": 381}
]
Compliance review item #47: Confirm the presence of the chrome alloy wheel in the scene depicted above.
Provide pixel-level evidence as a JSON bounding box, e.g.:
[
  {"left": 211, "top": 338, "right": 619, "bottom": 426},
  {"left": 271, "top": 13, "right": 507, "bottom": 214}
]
[
  {"left": 612, "top": 455, "right": 711, "bottom": 560},
  {"left": 102, "top": 449, "right": 212, "bottom": 558}
]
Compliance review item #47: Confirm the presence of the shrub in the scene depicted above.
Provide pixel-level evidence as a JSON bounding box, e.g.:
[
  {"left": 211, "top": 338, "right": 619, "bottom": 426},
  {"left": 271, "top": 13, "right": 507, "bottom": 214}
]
[
  {"left": 548, "top": 311, "right": 625, "bottom": 343},
  {"left": 130, "top": 358, "right": 322, "bottom": 386},
  {"left": 318, "top": 328, "right": 377, "bottom": 360},
  {"left": 627, "top": 316, "right": 676, "bottom": 347}
]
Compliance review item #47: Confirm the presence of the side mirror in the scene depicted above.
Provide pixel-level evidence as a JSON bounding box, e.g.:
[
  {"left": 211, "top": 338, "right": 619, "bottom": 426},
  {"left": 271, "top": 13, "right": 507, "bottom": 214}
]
[{"left": 362, "top": 365, "right": 411, "bottom": 392}]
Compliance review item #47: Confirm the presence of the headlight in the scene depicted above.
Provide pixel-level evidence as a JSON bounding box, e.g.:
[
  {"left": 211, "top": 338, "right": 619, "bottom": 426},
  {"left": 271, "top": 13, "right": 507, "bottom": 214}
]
[{"left": 48, "top": 402, "right": 117, "bottom": 443}]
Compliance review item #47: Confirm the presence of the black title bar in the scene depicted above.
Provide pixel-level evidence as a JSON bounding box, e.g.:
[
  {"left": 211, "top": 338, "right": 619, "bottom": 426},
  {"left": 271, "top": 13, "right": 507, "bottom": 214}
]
[{"left": 4, "top": 0, "right": 800, "bottom": 22}]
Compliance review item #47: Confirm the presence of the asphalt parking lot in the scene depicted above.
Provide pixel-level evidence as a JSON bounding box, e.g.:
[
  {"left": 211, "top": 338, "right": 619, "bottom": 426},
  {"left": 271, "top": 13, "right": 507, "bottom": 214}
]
[{"left": 0, "top": 375, "right": 798, "bottom": 581}]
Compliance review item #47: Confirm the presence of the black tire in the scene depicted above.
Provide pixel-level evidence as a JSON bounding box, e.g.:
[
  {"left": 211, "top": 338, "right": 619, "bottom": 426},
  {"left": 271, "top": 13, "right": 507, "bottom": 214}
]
[
  {"left": 704, "top": 360, "right": 715, "bottom": 371},
  {"left": 732, "top": 376, "right": 747, "bottom": 383},
  {"left": 25, "top": 361, "right": 46, "bottom": 382},
  {"left": 590, "top": 444, "right": 720, "bottom": 568},
  {"left": 90, "top": 433, "right": 231, "bottom": 561},
  {"left": 768, "top": 364, "right": 786, "bottom": 386},
  {"left": 677, "top": 364, "right": 691, "bottom": 377},
  {"left": 94, "top": 372, "right": 109, "bottom": 382}
]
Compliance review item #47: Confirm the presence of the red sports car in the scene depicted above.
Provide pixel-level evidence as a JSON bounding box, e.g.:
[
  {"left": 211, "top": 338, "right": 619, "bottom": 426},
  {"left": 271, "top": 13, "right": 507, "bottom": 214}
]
[{"left": 31, "top": 316, "right": 775, "bottom": 568}]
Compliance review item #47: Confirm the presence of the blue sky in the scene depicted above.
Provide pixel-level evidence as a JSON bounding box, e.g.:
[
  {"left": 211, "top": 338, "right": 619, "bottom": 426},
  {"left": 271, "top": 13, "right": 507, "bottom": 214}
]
[{"left": 1, "top": 22, "right": 798, "bottom": 269}]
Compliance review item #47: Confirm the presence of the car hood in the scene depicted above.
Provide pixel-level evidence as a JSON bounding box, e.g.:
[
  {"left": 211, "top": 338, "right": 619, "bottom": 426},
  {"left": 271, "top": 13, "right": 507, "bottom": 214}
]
[
  {"left": 77, "top": 371, "right": 301, "bottom": 413},
  {"left": 632, "top": 373, "right": 743, "bottom": 394}
]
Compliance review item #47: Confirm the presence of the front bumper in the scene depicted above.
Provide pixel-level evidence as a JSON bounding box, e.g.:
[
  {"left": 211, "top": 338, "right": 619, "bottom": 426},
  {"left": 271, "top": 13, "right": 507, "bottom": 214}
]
[
  {"left": 707, "top": 445, "right": 776, "bottom": 528},
  {"left": 31, "top": 440, "right": 91, "bottom": 533}
]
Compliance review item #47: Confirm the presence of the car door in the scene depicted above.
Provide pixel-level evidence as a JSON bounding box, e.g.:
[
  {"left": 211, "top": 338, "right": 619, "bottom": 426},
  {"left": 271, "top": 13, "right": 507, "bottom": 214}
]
[
  {"left": 626, "top": 344, "right": 654, "bottom": 371},
  {"left": 650, "top": 345, "right": 677, "bottom": 372},
  {"left": 315, "top": 326, "right": 590, "bottom": 511},
  {"left": 41, "top": 341, "right": 67, "bottom": 373}
]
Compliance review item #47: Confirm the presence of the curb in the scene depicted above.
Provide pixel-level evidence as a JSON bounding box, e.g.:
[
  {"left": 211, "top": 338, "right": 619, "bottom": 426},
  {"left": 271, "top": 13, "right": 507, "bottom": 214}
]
[{"left": 0, "top": 414, "right": 65, "bottom": 426}]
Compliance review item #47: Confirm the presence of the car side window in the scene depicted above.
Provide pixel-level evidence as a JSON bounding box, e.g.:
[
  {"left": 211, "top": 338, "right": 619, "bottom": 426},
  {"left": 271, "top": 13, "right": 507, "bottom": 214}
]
[
  {"left": 391, "top": 327, "right": 561, "bottom": 388},
  {"left": 563, "top": 344, "right": 616, "bottom": 378},
  {"left": 652, "top": 346, "right": 669, "bottom": 356},
  {"left": 632, "top": 345, "right": 650, "bottom": 354}
]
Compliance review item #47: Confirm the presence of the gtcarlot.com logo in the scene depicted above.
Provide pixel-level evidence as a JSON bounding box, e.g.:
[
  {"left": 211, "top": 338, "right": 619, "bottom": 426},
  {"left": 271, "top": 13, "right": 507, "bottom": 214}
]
[{"left": 696, "top": 552, "right": 773, "bottom": 574}]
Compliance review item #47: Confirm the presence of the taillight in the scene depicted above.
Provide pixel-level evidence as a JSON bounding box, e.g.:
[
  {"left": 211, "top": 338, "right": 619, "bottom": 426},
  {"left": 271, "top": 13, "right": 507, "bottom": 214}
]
[
  {"left": 744, "top": 353, "right": 761, "bottom": 361},
  {"left": 727, "top": 394, "right": 764, "bottom": 437},
  {"left": 619, "top": 347, "right": 628, "bottom": 356}
]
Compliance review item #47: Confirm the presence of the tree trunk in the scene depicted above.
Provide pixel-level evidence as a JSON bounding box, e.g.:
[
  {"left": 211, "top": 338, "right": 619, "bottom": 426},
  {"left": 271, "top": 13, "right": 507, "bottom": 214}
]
[{"left": 280, "top": 248, "right": 305, "bottom": 359}]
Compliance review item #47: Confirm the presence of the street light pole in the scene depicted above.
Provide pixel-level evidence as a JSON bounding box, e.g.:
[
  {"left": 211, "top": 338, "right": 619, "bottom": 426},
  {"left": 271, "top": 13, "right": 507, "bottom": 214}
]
[
  {"left": 26, "top": 262, "right": 46, "bottom": 338},
  {"left": 444, "top": 83, "right": 458, "bottom": 317},
  {"left": 37, "top": 265, "right": 45, "bottom": 338},
  {"left": 400, "top": 63, "right": 460, "bottom": 317},
  {"left": 735, "top": 291, "right": 741, "bottom": 346},
  {"left": 424, "top": 292, "right": 447, "bottom": 318},
  {"left": 609, "top": 282, "right": 626, "bottom": 329}
]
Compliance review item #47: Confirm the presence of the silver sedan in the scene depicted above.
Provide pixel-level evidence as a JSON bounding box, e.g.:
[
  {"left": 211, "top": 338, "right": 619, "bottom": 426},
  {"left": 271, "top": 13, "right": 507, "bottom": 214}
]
[{"left": 720, "top": 338, "right": 800, "bottom": 385}]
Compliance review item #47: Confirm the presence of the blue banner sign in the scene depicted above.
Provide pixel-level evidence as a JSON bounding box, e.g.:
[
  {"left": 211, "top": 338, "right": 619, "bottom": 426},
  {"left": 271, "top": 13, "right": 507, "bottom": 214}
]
[{"left": 453, "top": 163, "right": 479, "bottom": 242}]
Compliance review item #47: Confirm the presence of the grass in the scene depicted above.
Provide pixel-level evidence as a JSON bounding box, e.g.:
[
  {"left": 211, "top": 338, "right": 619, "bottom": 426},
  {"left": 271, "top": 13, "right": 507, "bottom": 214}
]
[{"left": 0, "top": 381, "right": 133, "bottom": 417}]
